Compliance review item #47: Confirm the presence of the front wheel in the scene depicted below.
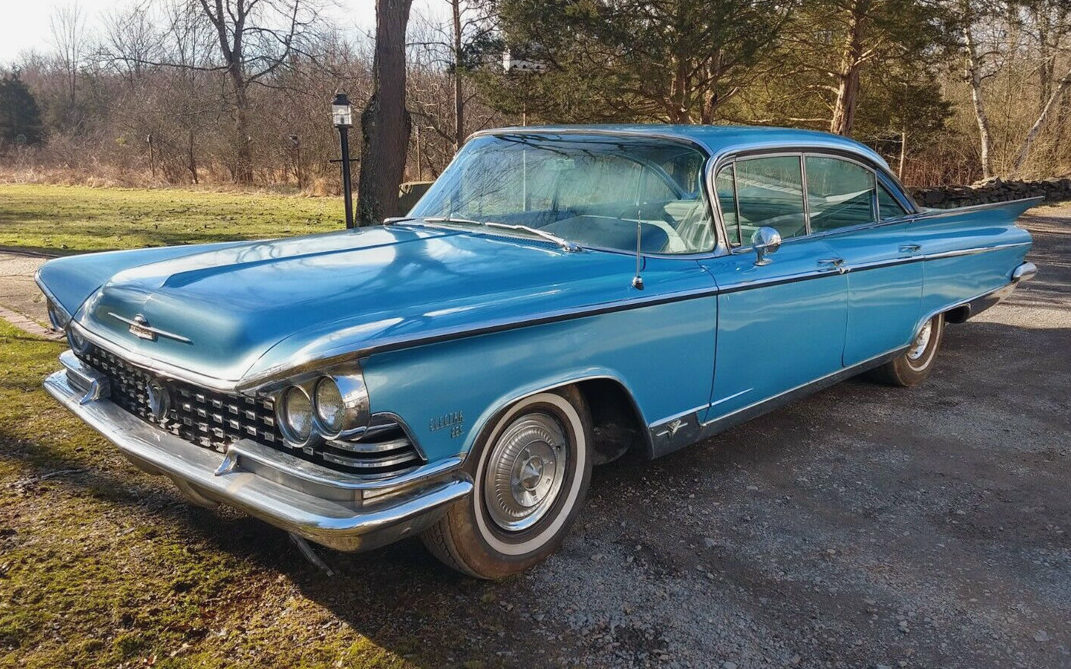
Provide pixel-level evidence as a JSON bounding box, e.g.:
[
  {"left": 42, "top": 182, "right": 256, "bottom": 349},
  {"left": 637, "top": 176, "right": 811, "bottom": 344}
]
[
  {"left": 870, "top": 313, "right": 945, "bottom": 387},
  {"left": 421, "top": 387, "right": 593, "bottom": 579}
]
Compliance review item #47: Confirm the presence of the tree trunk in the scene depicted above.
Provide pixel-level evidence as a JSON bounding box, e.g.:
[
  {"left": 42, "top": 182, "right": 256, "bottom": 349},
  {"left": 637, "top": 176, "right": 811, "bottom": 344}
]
[
  {"left": 1010, "top": 64, "right": 1071, "bottom": 175},
  {"left": 963, "top": 26, "right": 994, "bottom": 180},
  {"left": 230, "top": 68, "right": 254, "bottom": 185},
  {"left": 357, "top": 0, "right": 414, "bottom": 226},
  {"left": 451, "top": 0, "right": 464, "bottom": 151},
  {"left": 188, "top": 127, "right": 198, "bottom": 184},
  {"left": 829, "top": 2, "right": 865, "bottom": 136}
]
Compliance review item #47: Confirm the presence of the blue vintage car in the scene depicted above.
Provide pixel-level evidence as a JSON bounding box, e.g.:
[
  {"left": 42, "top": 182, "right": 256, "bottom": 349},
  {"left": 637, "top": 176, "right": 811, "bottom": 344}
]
[{"left": 38, "top": 126, "right": 1037, "bottom": 578}]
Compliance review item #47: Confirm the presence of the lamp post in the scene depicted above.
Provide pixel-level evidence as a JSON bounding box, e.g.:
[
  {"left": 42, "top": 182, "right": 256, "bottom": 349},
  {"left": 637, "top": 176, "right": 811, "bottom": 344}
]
[{"left": 332, "top": 93, "right": 355, "bottom": 229}]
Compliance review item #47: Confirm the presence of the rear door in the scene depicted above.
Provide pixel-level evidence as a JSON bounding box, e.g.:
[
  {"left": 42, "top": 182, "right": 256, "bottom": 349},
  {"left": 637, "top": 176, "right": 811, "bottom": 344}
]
[{"left": 803, "top": 155, "right": 922, "bottom": 365}]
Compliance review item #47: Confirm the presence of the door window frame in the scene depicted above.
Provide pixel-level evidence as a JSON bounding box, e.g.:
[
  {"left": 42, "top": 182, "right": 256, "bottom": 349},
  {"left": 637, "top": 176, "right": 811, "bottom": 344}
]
[{"left": 709, "top": 148, "right": 919, "bottom": 254}]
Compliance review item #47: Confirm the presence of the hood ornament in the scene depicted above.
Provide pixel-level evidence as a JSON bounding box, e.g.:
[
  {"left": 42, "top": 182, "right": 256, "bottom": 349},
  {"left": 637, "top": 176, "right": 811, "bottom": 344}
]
[{"left": 108, "top": 312, "right": 192, "bottom": 344}]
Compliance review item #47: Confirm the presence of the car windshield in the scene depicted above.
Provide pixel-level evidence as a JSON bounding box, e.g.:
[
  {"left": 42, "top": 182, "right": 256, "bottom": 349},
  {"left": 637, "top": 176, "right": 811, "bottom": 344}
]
[{"left": 409, "top": 133, "right": 715, "bottom": 254}]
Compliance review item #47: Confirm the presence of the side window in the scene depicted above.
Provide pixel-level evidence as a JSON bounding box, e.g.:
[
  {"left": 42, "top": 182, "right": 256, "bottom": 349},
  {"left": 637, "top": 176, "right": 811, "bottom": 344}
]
[
  {"left": 715, "top": 165, "right": 740, "bottom": 246},
  {"left": 805, "top": 156, "right": 876, "bottom": 233},
  {"left": 878, "top": 183, "right": 909, "bottom": 219},
  {"left": 735, "top": 156, "right": 807, "bottom": 241}
]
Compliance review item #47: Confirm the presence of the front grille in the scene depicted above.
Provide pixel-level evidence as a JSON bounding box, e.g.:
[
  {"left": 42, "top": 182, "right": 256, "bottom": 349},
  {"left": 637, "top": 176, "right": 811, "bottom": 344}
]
[{"left": 79, "top": 344, "right": 424, "bottom": 478}]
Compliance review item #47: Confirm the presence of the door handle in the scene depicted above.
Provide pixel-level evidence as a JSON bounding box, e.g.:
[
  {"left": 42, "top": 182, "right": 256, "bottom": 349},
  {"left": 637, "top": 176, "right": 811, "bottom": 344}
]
[
  {"left": 818, "top": 257, "right": 847, "bottom": 274},
  {"left": 899, "top": 244, "right": 921, "bottom": 254}
]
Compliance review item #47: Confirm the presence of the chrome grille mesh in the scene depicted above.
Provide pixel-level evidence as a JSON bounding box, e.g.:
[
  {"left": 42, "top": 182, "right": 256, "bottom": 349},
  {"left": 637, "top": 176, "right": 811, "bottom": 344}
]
[{"left": 79, "top": 344, "right": 424, "bottom": 478}]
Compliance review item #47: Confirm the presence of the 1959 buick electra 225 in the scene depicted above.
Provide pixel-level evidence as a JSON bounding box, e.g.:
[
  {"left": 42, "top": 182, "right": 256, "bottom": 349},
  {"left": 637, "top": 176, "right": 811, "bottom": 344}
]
[{"left": 39, "top": 125, "right": 1038, "bottom": 578}]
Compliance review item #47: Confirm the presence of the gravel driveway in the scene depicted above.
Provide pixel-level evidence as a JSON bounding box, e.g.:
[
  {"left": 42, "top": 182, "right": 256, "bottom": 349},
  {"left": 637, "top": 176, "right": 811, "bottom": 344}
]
[{"left": 2, "top": 205, "right": 1068, "bottom": 668}]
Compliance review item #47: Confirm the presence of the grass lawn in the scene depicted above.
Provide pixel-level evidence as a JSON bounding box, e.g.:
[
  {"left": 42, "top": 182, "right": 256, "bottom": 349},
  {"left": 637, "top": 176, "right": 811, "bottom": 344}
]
[
  {"left": 0, "top": 320, "right": 498, "bottom": 668},
  {"left": 0, "top": 184, "right": 344, "bottom": 254}
]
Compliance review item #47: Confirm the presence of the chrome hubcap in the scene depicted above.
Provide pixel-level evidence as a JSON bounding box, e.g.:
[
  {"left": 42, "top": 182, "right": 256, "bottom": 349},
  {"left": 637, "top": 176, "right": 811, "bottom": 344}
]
[
  {"left": 908, "top": 319, "right": 933, "bottom": 361},
  {"left": 484, "top": 412, "right": 568, "bottom": 532}
]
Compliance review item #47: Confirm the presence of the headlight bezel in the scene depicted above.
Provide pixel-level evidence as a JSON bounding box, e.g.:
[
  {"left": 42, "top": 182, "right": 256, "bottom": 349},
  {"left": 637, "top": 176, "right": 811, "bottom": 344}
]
[{"left": 272, "top": 364, "right": 371, "bottom": 448}]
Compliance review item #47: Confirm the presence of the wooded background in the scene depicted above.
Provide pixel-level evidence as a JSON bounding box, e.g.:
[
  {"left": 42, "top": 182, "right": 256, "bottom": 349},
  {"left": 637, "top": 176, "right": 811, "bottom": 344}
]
[{"left": 0, "top": 0, "right": 1068, "bottom": 210}]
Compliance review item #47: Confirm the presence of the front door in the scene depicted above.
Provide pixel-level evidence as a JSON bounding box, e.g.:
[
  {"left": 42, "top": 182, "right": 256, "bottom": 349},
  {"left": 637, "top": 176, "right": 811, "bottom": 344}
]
[{"left": 701, "top": 155, "right": 848, "bottom": 423}]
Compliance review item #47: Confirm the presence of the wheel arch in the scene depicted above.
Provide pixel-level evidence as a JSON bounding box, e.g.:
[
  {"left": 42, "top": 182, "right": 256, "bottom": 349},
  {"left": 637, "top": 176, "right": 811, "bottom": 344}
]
[{"left": 462, "top": 373, "right": 653, "bottom": 466}]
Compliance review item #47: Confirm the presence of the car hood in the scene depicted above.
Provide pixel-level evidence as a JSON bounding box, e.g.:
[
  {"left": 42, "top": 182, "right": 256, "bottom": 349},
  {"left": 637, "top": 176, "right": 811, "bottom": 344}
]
[{"left": 58, "top": 225, "right": 668, "bottom": 386}]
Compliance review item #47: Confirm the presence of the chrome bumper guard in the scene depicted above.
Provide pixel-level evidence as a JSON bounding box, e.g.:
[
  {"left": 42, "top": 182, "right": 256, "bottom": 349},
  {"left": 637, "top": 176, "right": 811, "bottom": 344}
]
[{"left": 45, "top": 352, "right": 473, "bottom": 552}]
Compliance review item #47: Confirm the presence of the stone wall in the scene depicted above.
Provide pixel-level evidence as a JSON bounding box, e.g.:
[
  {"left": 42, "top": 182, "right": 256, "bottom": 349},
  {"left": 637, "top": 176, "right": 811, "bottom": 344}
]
[{"left": 909, "top": 177, "right": 1071, "bottom": 209}]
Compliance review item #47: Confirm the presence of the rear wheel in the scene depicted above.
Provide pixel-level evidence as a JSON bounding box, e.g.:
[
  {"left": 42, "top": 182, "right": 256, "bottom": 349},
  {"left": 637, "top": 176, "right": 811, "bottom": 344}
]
[
  {"left": 421, "top": 387, "right": 593, "bottom": 579},
  {"left": 870, "top": 313, "right": 945, "bottom": 387}
]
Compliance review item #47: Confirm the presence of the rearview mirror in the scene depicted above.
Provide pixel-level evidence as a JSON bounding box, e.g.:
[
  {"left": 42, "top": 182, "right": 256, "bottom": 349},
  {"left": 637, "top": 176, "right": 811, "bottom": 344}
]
[{"left": 752, "top": 227, "right": 782, "bottom": 266}]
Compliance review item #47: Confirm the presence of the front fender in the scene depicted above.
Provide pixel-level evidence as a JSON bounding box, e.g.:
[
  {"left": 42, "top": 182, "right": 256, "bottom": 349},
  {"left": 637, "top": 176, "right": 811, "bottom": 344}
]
[{"left": 360, "top": 296, "right": 717, "bottom": 465}]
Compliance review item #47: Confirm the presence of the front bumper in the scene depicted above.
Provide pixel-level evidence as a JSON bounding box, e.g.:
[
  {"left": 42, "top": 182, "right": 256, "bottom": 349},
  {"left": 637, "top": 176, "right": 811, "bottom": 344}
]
[{"left": 44, "top": 353, "right": 472, "bottom": 552}]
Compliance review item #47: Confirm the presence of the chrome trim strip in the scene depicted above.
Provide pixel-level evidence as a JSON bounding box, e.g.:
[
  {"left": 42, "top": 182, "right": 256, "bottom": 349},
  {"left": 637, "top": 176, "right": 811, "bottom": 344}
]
[
  {"left": 225, "top": 439, "right": 461, "bottom": 495},
  {"left": 923, "top": 241, "right": 1031, "bottom": 260},
  {"left": 914, "top": 272, "right": 1029, "bottom": 333},
  {"left": 649, "top": 402, "right": 712, "bottom": 427},
  {"left": 698, "top": 345, "right": 907, "bottom": 430},
  {"left": 107, "top": 312, "right": 192, "bottom": 343},
  {"left": 646, "top": 387, "right": 753, "bottom": 428}
]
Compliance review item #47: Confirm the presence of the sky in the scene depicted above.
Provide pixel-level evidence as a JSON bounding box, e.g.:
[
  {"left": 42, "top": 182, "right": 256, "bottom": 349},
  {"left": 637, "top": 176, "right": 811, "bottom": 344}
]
[{"left": 0, "top": 0, "right": 445, "bottom": 65}]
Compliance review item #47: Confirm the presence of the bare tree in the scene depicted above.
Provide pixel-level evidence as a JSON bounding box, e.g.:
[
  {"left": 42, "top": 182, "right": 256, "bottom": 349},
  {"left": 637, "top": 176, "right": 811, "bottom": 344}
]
[
  {"left": 50, "top": 1, "right": 87, "bottom": 123},
  {"left": 963, "top": 17, "right": 996, "bottom": 179},
  {"left": 357, "top": 0, "right": 414, "bottom": 225},
  {"left": 188, "top": 0, "right": 321, "bottom": 183},
  {"left": 102, "top": 1, "right": 159, "bottom": 85}
]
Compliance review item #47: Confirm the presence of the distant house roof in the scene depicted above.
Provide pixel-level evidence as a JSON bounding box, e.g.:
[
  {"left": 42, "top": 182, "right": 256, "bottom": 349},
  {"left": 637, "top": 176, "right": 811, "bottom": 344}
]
[{"left": 474, "top": 124, "right": 891, "bottom": 172}]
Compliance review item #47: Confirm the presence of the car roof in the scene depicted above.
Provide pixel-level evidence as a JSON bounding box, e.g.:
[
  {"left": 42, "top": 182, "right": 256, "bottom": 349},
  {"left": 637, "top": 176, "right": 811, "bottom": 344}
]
[{"left": 473, "top": 124, "right": 892, "bottom": 172}]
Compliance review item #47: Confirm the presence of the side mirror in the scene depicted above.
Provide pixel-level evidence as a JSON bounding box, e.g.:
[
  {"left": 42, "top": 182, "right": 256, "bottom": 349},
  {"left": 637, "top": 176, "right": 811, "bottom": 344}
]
[{"left": 752, "top": 226, "right": 782, "bottom": 266}]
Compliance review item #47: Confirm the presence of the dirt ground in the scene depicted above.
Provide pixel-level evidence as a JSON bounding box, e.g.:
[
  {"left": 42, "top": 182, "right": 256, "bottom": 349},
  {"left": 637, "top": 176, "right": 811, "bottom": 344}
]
[{"left": 1, "top": 205, "right": 1069, "bottom": 668}]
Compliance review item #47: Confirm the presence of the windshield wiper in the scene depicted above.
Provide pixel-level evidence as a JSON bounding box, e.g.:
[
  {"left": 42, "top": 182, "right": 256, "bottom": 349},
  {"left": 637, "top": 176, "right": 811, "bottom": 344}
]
[
  {"left": 483, "top": 221, "right": 580, "bottom": 253},
  {"left": 415, "top": 217, "right": 581, "bottom": 253}
]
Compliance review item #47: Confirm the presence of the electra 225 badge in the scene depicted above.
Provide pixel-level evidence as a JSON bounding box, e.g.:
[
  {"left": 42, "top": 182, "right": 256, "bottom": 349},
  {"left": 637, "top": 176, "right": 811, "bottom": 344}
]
[{"left": 430, "top": 410, "right": 464, "bottom": 438}]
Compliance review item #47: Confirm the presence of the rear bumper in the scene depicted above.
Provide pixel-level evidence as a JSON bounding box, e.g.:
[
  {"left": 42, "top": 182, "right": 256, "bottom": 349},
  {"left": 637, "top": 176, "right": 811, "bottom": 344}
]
[{"left": 44, "top": 353, "right": 472, "bottom": 552}]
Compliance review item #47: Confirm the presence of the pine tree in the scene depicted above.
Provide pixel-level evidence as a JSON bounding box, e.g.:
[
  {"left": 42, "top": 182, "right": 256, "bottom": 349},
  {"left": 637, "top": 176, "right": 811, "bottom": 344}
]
[{"left": 0, "top": 74, "right": 44, "bottom": 147}]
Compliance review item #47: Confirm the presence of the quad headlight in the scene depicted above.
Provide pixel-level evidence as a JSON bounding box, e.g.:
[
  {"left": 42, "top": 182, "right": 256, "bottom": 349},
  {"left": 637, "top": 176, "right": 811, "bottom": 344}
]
[
  {"left": 280, "top": 386, "right": 315, "bottom": 443},
  {"left": 275, "top": 368, "right": 370, "bottom": 446},
  {"left": 314, "top": 377, "right": 346, "bottom": 434}
]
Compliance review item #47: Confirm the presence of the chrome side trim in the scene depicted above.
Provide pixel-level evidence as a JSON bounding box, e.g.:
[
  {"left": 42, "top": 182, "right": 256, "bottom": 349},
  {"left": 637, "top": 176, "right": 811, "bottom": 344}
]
[
  {"left": 922, "top": 241, "right": 1031, "bottom": 260},
  {"left": 648, "top": 346, "right": 906, "bottom": 458},
  {"left": 917, "top": 265, "right": 1034, "bottom": 329}
]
